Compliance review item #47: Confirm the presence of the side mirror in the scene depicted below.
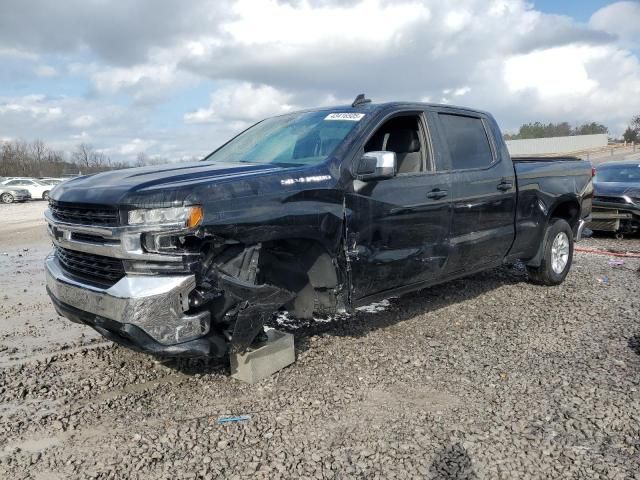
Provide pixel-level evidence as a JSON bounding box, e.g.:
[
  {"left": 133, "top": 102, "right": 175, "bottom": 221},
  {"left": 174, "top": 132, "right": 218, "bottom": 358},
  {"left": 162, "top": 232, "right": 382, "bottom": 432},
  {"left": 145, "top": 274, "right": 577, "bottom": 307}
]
[{"left": 356, "top": 151, "right": 396, "bottom": 181}]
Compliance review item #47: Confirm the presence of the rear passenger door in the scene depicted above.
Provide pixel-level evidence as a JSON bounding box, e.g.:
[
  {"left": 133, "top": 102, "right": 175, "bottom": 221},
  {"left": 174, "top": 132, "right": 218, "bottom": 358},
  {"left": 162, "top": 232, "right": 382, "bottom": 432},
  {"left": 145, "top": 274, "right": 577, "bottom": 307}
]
[{"left": 433, "top": 110, "right": 516, "bottom": 275}]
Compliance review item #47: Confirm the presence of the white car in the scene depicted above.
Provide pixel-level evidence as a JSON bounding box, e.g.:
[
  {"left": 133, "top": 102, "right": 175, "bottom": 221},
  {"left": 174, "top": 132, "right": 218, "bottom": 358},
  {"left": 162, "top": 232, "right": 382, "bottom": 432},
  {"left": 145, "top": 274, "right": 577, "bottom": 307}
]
[
  {"left": 38, "top": 178, "right": 65, "bottom": 186},
  {"left": 1, "top": 178, "right": 53, "bottom": 200}
]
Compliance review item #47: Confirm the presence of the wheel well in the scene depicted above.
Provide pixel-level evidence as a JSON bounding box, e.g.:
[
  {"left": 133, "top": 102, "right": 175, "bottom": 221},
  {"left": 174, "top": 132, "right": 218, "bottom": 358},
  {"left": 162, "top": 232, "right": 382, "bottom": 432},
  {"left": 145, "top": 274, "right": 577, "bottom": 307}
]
[
  {"left": 526, "top": 199, "right": 580, "bottom": 268},
  {"left": 259, "top": 239, "right": 342, "bottom": 318},
  {"left": 549, "top": 199, "right": 580, "bottom": 230}
]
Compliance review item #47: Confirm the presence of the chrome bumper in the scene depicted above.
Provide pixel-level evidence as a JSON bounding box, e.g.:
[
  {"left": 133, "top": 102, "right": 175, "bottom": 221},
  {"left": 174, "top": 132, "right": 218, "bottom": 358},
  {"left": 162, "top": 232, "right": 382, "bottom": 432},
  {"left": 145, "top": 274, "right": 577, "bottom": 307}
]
[{"left": 45, "top": 253, "right": 210, "bottom": 345}]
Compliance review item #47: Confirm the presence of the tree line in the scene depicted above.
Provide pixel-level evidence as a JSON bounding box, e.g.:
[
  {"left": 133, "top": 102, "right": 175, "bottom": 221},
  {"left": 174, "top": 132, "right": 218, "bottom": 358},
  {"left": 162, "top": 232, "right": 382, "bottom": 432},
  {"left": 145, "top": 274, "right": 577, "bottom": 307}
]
[
  {"left": 0, "top": 140, "right": 179, "bottom": 178},
  {"left": 504, "top": 121, "right": 609, "bottom": 140},
  {"left": 505, "top": 115, "right": 640, "bottom": 143}
]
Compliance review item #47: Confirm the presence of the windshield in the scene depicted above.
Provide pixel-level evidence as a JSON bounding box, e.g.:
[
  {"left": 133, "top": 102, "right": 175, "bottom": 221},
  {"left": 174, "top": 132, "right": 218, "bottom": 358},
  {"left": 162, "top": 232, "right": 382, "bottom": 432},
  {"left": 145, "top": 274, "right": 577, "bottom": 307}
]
[
  {"left": 596, "top": 164, "right": 640, "bottom": 183},
  {"left": 203, "top": 111, "right": 363, "bottom": 167}
]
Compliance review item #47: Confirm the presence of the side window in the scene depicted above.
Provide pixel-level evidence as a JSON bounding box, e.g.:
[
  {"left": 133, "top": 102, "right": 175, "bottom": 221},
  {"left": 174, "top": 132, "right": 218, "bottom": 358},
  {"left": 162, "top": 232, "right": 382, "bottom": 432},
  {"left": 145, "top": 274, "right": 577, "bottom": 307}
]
[
  {"left": 6, "top": 180, "right": 22, "bottom": 186},
  {"left": 439, "top": 114, "right": 494, "bottom": 170},
  {"left": 364, "top": 115, "right": 428, "bottom": 174}
]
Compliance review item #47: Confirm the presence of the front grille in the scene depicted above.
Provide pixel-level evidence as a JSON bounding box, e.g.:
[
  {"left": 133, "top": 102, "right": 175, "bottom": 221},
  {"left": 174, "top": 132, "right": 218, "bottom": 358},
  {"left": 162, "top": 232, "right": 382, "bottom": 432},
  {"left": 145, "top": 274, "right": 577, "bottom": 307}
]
[
  {"left": 593, "top": 196, "right": 628, "bottom": 205},
  {"left": 55, "top": 246, "right": 125, "bottom": 287},
  {"left": 50, "top": 200, "right": 119, "bottom": 226}
]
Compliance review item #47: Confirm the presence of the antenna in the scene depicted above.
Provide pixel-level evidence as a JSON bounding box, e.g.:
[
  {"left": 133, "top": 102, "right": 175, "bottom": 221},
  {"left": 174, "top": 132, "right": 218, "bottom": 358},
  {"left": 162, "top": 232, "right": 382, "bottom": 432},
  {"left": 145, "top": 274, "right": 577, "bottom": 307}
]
[{"left": 351, "top": 93, "right": 371, "bottom": 108}]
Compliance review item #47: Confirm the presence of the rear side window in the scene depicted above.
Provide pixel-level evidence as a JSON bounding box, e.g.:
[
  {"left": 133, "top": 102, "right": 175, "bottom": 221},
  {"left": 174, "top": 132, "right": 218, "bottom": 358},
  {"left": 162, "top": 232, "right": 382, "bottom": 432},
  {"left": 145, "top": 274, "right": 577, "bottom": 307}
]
[{"left": 439, "top": 114, "right": 494, "bottom": 170}]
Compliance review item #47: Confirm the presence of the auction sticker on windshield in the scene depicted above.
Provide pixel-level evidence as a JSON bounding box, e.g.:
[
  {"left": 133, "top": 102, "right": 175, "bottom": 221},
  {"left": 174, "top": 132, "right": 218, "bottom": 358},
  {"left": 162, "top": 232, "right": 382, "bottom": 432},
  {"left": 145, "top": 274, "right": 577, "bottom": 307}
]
[{"left": 324, "top": 113, "right": 365, "bottom": 121}]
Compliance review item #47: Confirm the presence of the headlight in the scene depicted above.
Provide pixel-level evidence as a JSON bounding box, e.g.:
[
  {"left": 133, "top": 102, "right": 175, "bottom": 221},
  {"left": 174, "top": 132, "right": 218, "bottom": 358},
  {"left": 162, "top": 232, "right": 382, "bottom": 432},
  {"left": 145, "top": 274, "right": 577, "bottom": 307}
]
[{"left": 128, "top": 206, "right": 203, "bottom": 229}]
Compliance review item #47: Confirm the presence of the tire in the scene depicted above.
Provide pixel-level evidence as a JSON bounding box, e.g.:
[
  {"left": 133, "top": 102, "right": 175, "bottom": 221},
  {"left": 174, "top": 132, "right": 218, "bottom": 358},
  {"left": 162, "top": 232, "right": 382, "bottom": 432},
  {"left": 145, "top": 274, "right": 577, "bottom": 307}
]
[
  {"left": 42, "top": 191, "right": 50, "bottom": 201},
  {"left": 527, "top": 218, "right": 574, "bottom": 286},
  {"left": 1, "top": 193, "right": 14, "bottom": 204}
]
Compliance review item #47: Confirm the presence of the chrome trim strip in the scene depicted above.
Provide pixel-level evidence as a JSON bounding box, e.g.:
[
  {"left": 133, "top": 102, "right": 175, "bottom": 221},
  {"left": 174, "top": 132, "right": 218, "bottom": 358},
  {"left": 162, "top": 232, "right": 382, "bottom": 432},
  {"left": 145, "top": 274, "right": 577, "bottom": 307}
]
[
  {"left": 45, "top": 208, "right": 191, "bottom": 262},
  {"left": 44, "top": 208, "right": 188, "bottom": 236}
]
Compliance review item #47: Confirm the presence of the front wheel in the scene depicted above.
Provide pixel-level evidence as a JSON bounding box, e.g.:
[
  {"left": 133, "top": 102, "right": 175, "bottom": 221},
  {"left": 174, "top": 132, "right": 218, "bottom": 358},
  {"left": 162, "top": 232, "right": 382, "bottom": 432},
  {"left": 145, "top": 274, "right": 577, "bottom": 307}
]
[
  {"left": 1, "top": 193, "right": 14, "bottom": 204},
  {"left": 527, "top": 218, "right": 574, "bottom": 286},
  {"left": 42, "top": 191, "right": 50, "bottom": 201}
]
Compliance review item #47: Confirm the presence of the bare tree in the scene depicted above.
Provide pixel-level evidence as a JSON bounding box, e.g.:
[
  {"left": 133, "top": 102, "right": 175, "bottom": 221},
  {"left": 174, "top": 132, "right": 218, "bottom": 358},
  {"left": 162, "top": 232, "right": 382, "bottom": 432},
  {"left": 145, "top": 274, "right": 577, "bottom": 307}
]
[
  {"left": 72, "top": 143, "right": 93, "bottom": 169},
  {"left": 1, "top": 138, "right": 180, "bottom": 178},
  {"left": 134, "top": 151, "right": 171, "bottom": 167},
  {"left": 135, "top": 152, "right": 150, "bottom": 167}
]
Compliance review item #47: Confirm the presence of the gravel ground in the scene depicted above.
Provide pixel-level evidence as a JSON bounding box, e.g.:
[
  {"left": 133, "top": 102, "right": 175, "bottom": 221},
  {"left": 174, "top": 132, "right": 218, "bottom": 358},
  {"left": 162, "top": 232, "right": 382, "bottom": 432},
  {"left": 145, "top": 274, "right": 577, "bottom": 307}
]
[{"left": 1, "top": 202, "right": 640, "bottom": 479}]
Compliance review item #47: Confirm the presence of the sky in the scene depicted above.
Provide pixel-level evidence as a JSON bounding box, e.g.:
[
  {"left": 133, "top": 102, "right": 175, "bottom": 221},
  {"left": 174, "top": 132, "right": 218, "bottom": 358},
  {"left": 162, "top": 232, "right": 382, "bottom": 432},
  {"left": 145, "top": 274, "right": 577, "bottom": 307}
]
[{"left": 0, "top": 0, "right": 639, "bottom": 163}]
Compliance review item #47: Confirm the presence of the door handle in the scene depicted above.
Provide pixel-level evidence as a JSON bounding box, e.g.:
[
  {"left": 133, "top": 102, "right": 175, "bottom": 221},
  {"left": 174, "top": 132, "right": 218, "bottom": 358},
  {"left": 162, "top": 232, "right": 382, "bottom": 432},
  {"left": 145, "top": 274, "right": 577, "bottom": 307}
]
[
  {"left": 427, "top": 189, "right": 448, "bottom": 199},
  {"left": 497, "top": 181, "right": 513, "bottom": 191}
]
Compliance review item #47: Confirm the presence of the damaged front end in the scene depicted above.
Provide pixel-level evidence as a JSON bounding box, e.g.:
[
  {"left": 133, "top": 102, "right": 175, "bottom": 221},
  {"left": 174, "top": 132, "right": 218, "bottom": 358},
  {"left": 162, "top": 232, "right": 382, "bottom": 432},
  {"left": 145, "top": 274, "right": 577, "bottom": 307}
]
[
  {"left": 45, "top": 201, "right": 346, "bottom": 358},
  {"left": 588, "top": 190, "right": 640, "bottom": 237},
  {"left": 197, "top": 243, "right": 296, "bottom": 354},
  {"left": 196, "top": 238, "right": 346, "bottom": 355}
]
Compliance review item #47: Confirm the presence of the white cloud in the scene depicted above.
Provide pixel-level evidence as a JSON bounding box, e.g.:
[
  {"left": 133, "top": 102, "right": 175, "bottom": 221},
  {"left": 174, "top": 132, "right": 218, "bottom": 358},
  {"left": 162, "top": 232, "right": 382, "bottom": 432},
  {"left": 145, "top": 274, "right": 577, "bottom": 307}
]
[
  {"left": 88, "top": 61, "right": 193, "bottom": 103},
  {"left": 34, "top": 65, "right": 57, "bottom": 77},
  {"left": 184, "top": 82, "right": 297, "bottom": 124},
  {"left": 70, "top": 114, "right": 96, "bottom": 128},
  {"left": 223, "top": 0, "right": 430, "bottom": 47},
  {"left": 503, "top": 45, "right": 601, "bottom": 97},
  {"left": 444, "top": 10, "right": 471, "bottom": 32},
  {"left": 0, "top": 47, "right": 38, "bottom": 60},
  {"left": 69, "top": 131, "right": 90, "bottom": 141},
  {"left": 0, "top": 95, "right": 63, "bottom": 120},
  {"left": 117, "top": 138, "right": 156, "bottom": 156},
  {"left": 590, "top": 1, "right": 640, "bottom": 47}
]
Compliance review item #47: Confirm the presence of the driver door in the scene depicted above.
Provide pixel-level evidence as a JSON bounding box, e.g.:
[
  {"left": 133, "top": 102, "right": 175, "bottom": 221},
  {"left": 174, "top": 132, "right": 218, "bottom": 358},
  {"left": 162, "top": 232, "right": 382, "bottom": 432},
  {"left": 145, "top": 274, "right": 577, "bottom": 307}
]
[{"left": 345, "top": 111, "right": 452, "bottom": 301}]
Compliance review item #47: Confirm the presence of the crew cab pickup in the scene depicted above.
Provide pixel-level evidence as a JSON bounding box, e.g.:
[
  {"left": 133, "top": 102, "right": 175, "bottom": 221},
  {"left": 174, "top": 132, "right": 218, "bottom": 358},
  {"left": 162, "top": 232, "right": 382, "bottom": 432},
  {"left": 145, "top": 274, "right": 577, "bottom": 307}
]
[{"left": 45, "top": 98, "right": 593, "bottom": 358}]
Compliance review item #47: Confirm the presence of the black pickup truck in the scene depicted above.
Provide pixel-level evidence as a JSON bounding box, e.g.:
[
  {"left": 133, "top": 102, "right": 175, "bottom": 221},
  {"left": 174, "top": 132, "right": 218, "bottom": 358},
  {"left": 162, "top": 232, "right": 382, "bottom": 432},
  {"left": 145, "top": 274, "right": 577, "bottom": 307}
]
[{"left": 45, "top": 98, "right": 593, "bottom": 358}]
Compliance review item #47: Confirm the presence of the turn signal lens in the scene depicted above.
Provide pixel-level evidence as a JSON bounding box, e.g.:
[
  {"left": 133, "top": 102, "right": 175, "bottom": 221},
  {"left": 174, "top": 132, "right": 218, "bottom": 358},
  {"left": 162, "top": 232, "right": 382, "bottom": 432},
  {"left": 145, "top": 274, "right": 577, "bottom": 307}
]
[{"left": 186, "top": 206, "right": 204, "bottom": 229}]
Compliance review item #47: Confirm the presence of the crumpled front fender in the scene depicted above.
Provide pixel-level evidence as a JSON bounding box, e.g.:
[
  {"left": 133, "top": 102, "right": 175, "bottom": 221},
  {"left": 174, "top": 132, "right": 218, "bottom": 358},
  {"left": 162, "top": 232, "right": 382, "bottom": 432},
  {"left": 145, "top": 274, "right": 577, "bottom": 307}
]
[{"left": 218, "top": 273, "right": 295, "bottom": 352}]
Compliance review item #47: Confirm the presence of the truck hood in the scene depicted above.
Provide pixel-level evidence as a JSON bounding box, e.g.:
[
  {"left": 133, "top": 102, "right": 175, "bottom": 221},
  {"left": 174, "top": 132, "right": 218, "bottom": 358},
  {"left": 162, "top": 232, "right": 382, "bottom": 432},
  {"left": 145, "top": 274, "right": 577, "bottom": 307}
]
[{"left": 50, "top": 161, "right": 285, "bottom": 206}]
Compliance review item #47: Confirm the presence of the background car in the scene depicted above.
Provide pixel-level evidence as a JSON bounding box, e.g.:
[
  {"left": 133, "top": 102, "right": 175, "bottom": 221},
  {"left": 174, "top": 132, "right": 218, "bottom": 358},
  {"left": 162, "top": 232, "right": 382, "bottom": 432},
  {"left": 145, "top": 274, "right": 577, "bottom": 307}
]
[
  {"left": 0, "top": 178, "right": 53, "bottom": 200},
  {"left": 0, "top": 186, "right": 32, "bottom": 203},
  {"left": 587, "top": 160, "right": 640, "bottom": 237},
  {"left": 38, "top": 178, "right": 64, "bottom": 186}
]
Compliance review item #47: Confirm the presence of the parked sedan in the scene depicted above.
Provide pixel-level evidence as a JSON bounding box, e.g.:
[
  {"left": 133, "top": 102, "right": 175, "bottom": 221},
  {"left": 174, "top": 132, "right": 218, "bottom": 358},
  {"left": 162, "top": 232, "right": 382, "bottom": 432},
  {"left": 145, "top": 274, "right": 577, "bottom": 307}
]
[
  {"left": 588, "top": 160, "right": 640, "bottom": 237},
  {"left": 0, "top": 178, "right": 53, "bottom": 200},
  {"left": 39, "top": 178, "right": 64, "bottom": 186},
  {"left": 0, "top": 186, "right": 31, "bottom": 203}
]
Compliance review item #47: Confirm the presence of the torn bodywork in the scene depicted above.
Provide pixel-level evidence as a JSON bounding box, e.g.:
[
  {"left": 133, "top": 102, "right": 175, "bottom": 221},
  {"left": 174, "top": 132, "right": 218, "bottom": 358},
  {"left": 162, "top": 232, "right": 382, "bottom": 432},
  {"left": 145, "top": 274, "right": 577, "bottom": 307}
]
[
  {"left": 200, "top": 240, "right": 346, "bottom": 354},
  {"left": 44, "top": 175, "right": 348, "bottom": 359}
]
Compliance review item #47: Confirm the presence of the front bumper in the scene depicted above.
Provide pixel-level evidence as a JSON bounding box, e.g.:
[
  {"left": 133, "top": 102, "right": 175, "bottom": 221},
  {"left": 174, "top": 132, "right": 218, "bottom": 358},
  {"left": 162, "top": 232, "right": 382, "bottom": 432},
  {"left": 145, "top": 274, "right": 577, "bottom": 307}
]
[
  {"left": 588, "top": 200, "right": 640, "bottom": 233},
  {"left": 45, "top": 253, "right": 226, "bottom": 357}
]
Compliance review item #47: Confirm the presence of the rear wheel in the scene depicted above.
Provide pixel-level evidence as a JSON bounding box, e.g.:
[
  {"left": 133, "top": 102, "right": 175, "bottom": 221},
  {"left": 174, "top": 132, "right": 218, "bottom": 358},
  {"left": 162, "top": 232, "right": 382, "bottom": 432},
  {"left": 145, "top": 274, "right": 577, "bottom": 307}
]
[
  {"left": 42, "top": 191, "right": 50, "bottom": 201},
  {"left": 1, "top": 193, "right": 14, "bottom": 204},
  {"left": 527, "top": 218, "right": 573, "bottom": 285}
]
